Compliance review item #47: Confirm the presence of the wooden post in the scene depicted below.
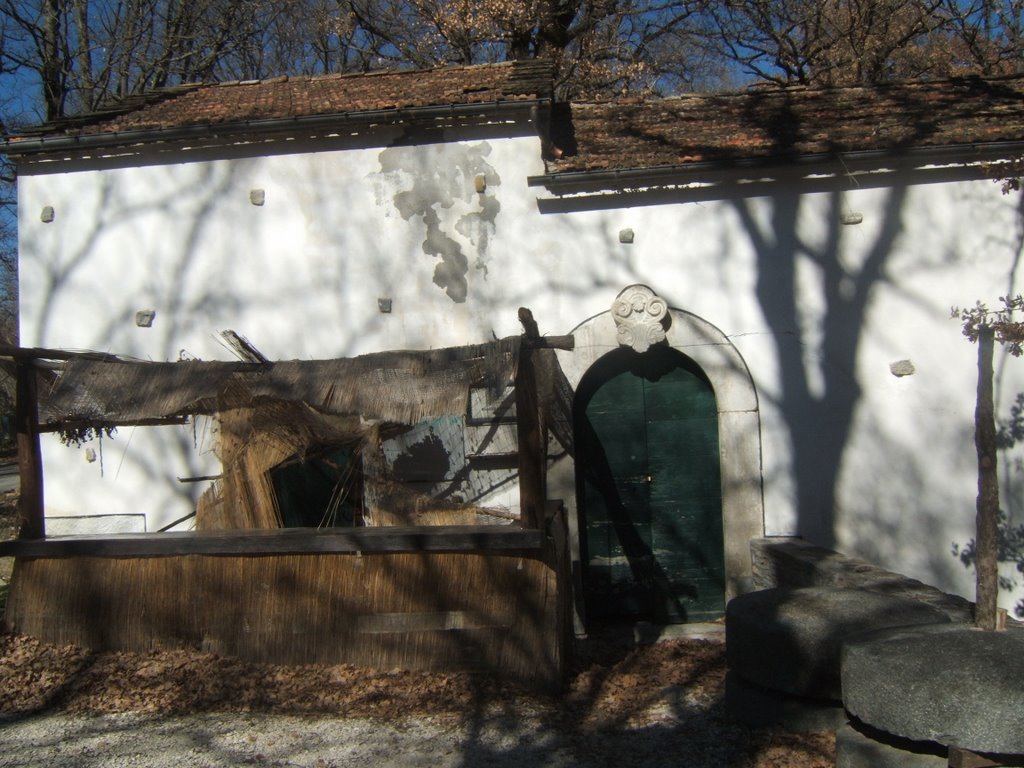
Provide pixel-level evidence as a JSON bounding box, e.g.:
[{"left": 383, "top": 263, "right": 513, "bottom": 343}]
[
  {"left": 515, "top": 308, "right": 546, "bottom": 529},
  {"left": 15, "top": 359, "right": 45, "bottom": 539},
  {"left": 544, "top": 499, "right": 572, "bottom": 687},
  {"left": 974, "top": 326, "right": 1000, "bottom": 631}
]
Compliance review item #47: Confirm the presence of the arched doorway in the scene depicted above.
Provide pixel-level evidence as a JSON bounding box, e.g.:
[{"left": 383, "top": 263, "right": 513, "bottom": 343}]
[
  {"left": 575, "top": 344, "right": 725, "bottom": 623},
  {"left": 549, "top": 285, "right": 764, "bottom": 632}
]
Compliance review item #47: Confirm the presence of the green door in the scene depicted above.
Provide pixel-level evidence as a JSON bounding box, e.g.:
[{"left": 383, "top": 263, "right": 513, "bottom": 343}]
[{"left": 575, "top": 346, "right": 725, "bottom": 623}]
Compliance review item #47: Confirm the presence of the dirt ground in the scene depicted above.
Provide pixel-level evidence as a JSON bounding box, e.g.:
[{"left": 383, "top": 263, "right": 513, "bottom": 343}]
[
  {"left": 0, "top": 632, "right": 835, "bottom": 767},
  {"left": 0, "top": 489, "right": 834, "bottom": 767}
]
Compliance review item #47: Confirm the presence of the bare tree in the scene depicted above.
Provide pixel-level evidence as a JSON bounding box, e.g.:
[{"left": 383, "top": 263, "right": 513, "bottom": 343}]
[
  {"left": 939, "top": 0, "right": 1024, "bottom": 75},
  {"left": 697, "top": 0, "right": 953, "bottom": 86},
  {"left": 0, "top": 0, "right": 360, "bottom": 122},
  {"left": 346, "top": 0, "right": 707, "bottom": 97}
]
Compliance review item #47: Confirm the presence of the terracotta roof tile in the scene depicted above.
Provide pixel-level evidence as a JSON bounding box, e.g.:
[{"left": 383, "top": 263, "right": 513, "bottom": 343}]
[
  {"left": 15, "top": 59, "right": 553, "bottom": 140},
  {"left": 10, "top": 64, "right": 1024, "bottom": 173},
  {"left": 549, "top": 75, "right": 1024, "bottom": 173}
]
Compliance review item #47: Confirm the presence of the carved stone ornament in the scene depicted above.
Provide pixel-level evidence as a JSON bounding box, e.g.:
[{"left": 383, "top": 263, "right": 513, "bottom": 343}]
[{"left": 612, "top": 284, "right": 670, "bottom": 353}]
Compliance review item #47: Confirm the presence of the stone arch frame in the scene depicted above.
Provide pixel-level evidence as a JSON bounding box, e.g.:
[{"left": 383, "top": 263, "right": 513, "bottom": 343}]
[{"left": 550, "top": 299, "right": 765, "bottom": 625}]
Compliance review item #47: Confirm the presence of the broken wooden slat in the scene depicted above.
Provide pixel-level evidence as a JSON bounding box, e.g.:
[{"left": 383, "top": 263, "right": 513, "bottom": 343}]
[{"left": 0, "top": 524, "right": 544, "bottom": 558}]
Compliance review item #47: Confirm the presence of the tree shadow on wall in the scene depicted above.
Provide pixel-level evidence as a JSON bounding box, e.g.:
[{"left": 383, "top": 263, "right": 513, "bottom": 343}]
[{"left": 733, "top": 185, "right": 907, "bottom": 548}]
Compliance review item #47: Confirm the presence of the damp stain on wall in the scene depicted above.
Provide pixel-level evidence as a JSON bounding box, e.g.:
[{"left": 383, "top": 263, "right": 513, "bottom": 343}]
[{"left": 375, "top": 141, "right": 501, "bottom": 303}]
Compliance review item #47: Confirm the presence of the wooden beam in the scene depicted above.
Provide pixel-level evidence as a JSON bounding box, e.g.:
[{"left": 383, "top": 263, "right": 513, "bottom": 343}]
[
  {"left": 40, "top": 416, "right": 190, "bottom": 433},
  {"left": 15, "top": 360, "right": 44, "bottom": 539},
  {"left": 516, "top": 308, "right": 547, "bottom": 529},
  {"left": 522, "top": 335, "right": 574, "bottom": 351},
  {"left": 0, "top": 343, "right": 264, "bottom": 371},
  {"left": 0, "top": 343, "right": 121, "bottom": 362},
  {"left": 0, "top": 524, "right": 544, "bottom": 558}
]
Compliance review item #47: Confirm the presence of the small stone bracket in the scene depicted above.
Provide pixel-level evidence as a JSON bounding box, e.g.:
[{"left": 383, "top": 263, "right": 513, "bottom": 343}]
[{"left": 612, "top": 284, "right": 670, "bottom": 353}]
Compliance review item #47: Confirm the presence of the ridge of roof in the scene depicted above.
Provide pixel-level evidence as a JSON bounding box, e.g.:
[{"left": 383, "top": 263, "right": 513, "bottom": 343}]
[
  {"left": 7, "top": 59, "right": 554, "bottom": 145},
  {"left": 545, "top": 72, "right": 1024, "bottom": 176}
]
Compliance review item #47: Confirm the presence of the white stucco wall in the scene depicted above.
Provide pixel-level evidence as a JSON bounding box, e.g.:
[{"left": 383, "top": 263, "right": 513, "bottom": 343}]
[{"left": 17, "top": 126, "right": 1024, "bottom": 612}]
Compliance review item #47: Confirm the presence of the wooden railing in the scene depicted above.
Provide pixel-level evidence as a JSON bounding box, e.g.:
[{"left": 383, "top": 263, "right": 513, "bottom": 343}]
[{"left": 0, "top": 524, "right": 544, "bottom": 558}]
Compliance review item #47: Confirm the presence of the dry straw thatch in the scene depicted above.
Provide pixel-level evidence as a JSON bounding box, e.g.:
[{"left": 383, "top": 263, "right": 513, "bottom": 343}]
[
  {"left": 35, "top": 338, "right": 523, "bottom": 531},
  {"left": 40, "top": 338, "right": 521, "bottom": 428},
  {"left": 6, "top": 549, "right": 562, "bottom": 688}
]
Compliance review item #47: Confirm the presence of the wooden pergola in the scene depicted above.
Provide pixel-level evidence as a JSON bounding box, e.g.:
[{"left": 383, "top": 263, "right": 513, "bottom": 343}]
[{"left": 0, "top": 312, "right": 576, "bottom": 690}]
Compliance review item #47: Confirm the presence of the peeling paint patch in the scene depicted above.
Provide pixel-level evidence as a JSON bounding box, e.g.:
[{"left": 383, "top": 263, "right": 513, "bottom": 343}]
[{"left": 374, "top": 142, "right": 501, "bottom": 303}]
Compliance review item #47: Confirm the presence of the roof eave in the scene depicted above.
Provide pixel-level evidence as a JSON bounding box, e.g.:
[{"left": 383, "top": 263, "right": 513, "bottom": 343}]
[
  {"left": 527, "top": 141, "right": 1024, "bottom": 192},
  {"left": 4, "top": 98, "right": 550, "bottom": 158}
]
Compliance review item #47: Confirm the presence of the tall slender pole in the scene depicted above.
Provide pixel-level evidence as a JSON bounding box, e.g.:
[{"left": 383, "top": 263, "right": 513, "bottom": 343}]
[
  {"left": 15, "top": 360, "right": 45, "bottom": 539},
  {"left": 974, "top": 326, "right": 999, "bottom": 630}
]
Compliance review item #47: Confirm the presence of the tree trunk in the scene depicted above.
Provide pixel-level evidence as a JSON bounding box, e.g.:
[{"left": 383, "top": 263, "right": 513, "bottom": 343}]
[
  {"left": 41, "top": 0, "right": 65, "bottom": 120},
  {"left": 15, "top": 361, "right": 44, "bottom": 539},
  {"left": 974, "top": 325, "right": 1000, "bottom": 630}
]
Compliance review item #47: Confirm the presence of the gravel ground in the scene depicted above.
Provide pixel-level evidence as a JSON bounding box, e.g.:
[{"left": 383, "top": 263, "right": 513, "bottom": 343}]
[
  {"left": 0, "top": 708, "right": 825, "bottom": 768},
  {"left": 0, "top": 487, "right": 833, "bottom": 767},
  {"left": 0, "top": 628, "right": 835, "bottom": 768}
]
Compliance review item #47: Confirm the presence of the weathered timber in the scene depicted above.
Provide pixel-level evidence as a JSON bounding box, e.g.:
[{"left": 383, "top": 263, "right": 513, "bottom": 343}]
[
  {"left": 545, "top": 500, "right": 574, "bottom": 686},
  {"left": 0, "top": 344, "right": 121, "bottom": 362},
  {"left": 0, "top": 524, "right": 544, "bottom": 558},
  {"left": 975, "top": 326, "right": 1000, "bottom": 631},
  {"left": 516, "top": 308, "right": 547, "bottom": 529},
  {"left": 176, "top": 474, "right": 224, "bottom": 483},
  {"left": 15, "top": 360, "right": 44, "bottom": 539},
  {"left": 40, "top": 416, "right": 190, "bottom": 433},
  {"left": 0, "top": 343, "right": 263, "bottom": 370},
  {"left": 522, "top": 335, "right": 574, "bottom": 351},
  {"left": 6, "top": 549, "right": 563, "bottom": 690}
]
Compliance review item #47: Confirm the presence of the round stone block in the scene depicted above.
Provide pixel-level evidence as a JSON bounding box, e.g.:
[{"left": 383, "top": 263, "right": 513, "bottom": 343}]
[
  {"left": 725, "top": 671, "right": 846, "bottom": 732},
  {"left": 842, "top": 624, "right": 1024, "bottom": 754},
  {"left": 726, "top": 587, "right": 950, "bottom": 699},
  {"left": 836, "top": 719, "right": 947, "bottom": 768}
]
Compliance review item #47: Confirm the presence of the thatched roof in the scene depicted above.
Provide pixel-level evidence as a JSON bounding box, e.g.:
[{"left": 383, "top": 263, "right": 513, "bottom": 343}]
[{"left": 39, "top": 338, "right": 521, "bottom": 429}]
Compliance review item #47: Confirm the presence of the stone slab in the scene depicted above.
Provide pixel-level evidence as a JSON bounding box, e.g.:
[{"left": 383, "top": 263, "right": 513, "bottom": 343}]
[
  {"left": 724, "top": 671, "right": 846, "bottom": 732},
  {"left": 842, "top": 624, "right": 1024, "bottom": 754},
  {"left": 837, "top": 719, "right": 947, "bottom": 768},
  {"left": 726, "top": 587, "right": 950, "bottom": 698}
]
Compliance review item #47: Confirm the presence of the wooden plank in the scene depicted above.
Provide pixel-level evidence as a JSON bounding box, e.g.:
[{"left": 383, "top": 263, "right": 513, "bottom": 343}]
[
  {"left": 15, "top": 361, "right": 44, "bottom": 539},
  {"left": 0, "top": 524, "right": 544, "bottom": 558}
]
